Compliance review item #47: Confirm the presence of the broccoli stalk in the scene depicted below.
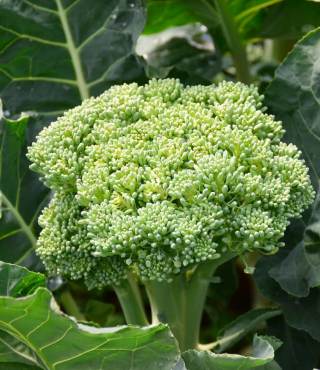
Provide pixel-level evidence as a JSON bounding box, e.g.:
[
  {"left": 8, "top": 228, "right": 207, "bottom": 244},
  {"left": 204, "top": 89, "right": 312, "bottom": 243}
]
[
  {"left": 27, "top": 79, "right": 314, "bottom": 351},
  {"left": 145, "top": 254, "right": 235, "bottom": 351}
]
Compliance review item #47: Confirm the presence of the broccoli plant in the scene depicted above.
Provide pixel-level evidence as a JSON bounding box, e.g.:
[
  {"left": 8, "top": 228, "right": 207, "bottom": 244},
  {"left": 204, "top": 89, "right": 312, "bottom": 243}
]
[{"left": 27, "top": 79, "right": 314, "bottom": 351}]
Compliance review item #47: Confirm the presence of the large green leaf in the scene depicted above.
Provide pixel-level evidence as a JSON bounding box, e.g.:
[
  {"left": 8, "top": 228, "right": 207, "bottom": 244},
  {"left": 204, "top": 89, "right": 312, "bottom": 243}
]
[
  {"left": 0, "top": 262, "right": 181, "bottom": 370},
  {"left": 0, "top": 0, "right": 147, "bottom": 268},
  {"left": 0, "top": 0, "right": 146, "bottom": 113},
  {"left": 269, "top": 192, "right": 320, "bottom": 297},
  {"left": 0, "top": 113, "right": 49, "bottom": 269},
  {"left": 182, "top": 335, "right": 280, "bottom": 370},
  {"left": 253, "top": 29, "right": 320, "bottom": 358},
  {"left": 254, "top": 251, "right": 320, "bottom": 343},
  {"left": 213, "top": 308, "right": 281, "bottom": 353},
  {"left": 263, "top": 28, "right": 320, "bottom": 296},
  {"left": 267, "top": 315, "right": 319, "bottom": 370},
  {"left": 265, "top": 27, "right": 320, "bottom": 188}
]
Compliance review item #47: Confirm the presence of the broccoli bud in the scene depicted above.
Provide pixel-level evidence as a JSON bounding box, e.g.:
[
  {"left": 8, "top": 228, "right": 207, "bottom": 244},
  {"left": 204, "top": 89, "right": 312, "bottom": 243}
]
[{"left": 28, "top": 79, "right": 314, "bottom": 287}]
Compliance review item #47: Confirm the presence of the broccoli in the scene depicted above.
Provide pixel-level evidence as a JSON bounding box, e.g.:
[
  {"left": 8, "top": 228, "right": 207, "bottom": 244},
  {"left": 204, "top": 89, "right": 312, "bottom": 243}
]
[{"left": 28, "top": 79, "right": 314, "bottom": 348}]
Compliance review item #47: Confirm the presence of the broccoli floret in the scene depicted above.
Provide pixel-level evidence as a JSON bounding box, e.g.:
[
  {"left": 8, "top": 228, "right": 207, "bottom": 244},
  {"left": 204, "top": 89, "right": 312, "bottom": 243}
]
[{"left": 28, "top": 79, "right": 314, "bottom": 287}]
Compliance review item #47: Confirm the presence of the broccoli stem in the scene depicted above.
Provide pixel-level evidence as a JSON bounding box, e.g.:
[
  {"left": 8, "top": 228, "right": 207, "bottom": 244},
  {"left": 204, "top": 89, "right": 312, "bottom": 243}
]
[
  {"left": 113, "top": 274, "right": 149, "bottom": 326},
  {"left": 145, "top": 253, "right": 235, "bottom": 351}
]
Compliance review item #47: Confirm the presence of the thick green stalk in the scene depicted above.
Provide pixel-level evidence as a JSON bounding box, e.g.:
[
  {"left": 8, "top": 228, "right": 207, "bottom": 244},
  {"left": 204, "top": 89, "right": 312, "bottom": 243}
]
[
  {"left": 214, "top": 0, "right": 251, "bottom": 83},
  {"left": 145, "top": 253, "right": 235, "bottom": 351},
  {"left": 113, "top": 275, "right": 148, "bottom": 326}
]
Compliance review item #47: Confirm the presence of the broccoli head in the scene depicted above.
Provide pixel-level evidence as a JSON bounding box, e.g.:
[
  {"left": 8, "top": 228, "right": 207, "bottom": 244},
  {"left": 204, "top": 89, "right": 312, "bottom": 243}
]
[{"left": 28, "top": 79, "right": 314, "bottom": 287}]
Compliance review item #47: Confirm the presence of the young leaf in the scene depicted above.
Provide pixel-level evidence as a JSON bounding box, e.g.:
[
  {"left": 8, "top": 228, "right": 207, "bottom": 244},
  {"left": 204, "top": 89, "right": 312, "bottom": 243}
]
[
  {"left": 0, "top": 262, "right": 181, "bottom": 370},
  {"left": 213, "top": 308, "right": 281, "bottom": 353}
]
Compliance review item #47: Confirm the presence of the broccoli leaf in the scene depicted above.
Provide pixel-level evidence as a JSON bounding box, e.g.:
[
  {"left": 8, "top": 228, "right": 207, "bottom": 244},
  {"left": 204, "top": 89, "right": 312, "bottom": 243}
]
[
  {"left": 267, "top": 315, "right": 320, "bottom": 370},
  {"left": 265, "top": 27, "right": 320, "bottom": 190},
  {"left": 0, "top": 262, "right": 181, "bottom": 370},
  {"left": 254, "top": 28, "right": 320, "bottom": 366},
  {"left": 182, "top": 335, "right": 281, "bottom": 370},
  {"left": 0, "top": 111, "right": 49, "bottom": 269},
  {"left": 251, "top": 28, "right": 320, "bottom": 365},
  {"left": 143, "top": 0, "right": 219, "bottom": 35},
  {"left": 230, "top": 0, "right": 320, "bottom": 41},
  {"left": 0, "top": 0, "right": 146, "bottom": 114},
  {"left": 0, "top": 261, "right": 45, "bottom": 297},
  {"left": 262, "top": 27, "right": 320, "bottom": 297},
  {"left": 213, "top": 308, "right": 281, "bottom": 353},
  {"left": 0, "top": 0, "right": 147, "bottom": 269},
  {"left": 138, "top": 25, "right": 221, "bottom": 84}
]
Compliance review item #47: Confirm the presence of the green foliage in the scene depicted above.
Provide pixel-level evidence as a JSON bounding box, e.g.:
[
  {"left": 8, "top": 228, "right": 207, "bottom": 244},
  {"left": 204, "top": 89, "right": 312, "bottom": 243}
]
[
  {"left": 0, "top": 262, "right": 181, "bottom": 370},
  {"left": 2, "top": 0, "right": 320, "bottom": 367},
  {"left": 0, "top": 262, "right": 283, "bottom": 369},
  {"left": 183, "top": 335, "right": 281, "bottom": 370},
  {"left": 0, "top": 0, "right": 147, "bottom": 269},
  {"left": 144, "top": 0, "right": 200, "bottom": 34},
  {"left": 237, "top": 0, "right": 320, "bottom": 41},
  {"left": 140, "top": 25, "right": 222, "bottom": 83},
  {"left": 213, "top": 308, "right": 281, "bottom": 353},
  {"left": 0, "top": 261, "right": 45, "bottom": 297},
  {"left": 255, "top": 27, "right": 320, "bottom": 368},
  {"left": 27, "top": 79, "right": 313, "bottom": 287},
  {"left": 0, "top": 0, "right": 146, "bottom": 111},
  {"left": 0, "top": 111, "right": 49, "bottom": 269}
]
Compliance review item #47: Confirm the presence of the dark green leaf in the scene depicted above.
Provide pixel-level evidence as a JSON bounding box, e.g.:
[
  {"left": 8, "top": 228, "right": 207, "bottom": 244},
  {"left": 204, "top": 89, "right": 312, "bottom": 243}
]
[
  {"left": 256, "top": 29, "right": 320, "bottom": 347},
  {"left": 0, "top": 0, "right": 147, "bottom": 269},
  {"left": 254, "top": 254, "right": 320, "bottom": 342},
  {"left": 0, "top": 113, "right": 49, "bottom": 269},
  {"left": 265, "top": 27, "right": 320, "bottom": 188},
  {"left": 262, "top": 28, "right": 320, "bottom": 299},
  {"left": 182, "top": 335, "right": 279, "bottom": 370},
  {"left": 0, "top": 262, "right": 180, "bottom": 370},
  {"left": 268, "top": 188, "right": 320, "bottom": 297},
  {"left": 0, "top": 0, "right": 146, "bottom": 113},
  {"left": 213, "top": 308, "right": 281, "bottom": 353},
  {"left": 267, "top": 315, "right": 319, "bottom": 370}
]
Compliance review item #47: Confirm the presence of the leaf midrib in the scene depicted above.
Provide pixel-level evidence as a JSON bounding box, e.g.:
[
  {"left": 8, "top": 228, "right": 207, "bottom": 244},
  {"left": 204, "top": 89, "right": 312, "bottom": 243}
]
[{"left": 55, "top": 0, "right": 89, "bottom": 100}]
